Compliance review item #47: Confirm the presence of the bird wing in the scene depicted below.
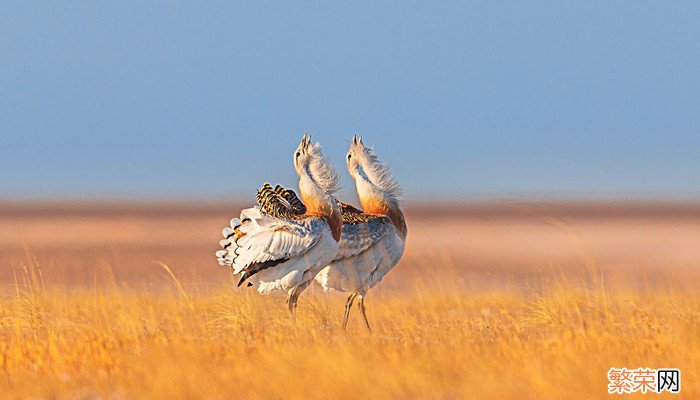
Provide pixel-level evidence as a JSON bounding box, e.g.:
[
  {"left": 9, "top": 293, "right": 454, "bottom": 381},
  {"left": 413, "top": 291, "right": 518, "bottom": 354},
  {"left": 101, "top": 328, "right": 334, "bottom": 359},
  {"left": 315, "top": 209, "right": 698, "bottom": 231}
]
[
  {"left": 336, "top": 214, "right": 395, "bottom": 260},
  {"left": 256, "top": 183, "right": 306, "bottom": 220},
  {"left": 339, "top": 202, "right": 387, "bottom": 224},
  {"left": 273, "top": 184, "right": 306, "bottom": 214},
  {"left": 216, "top": 207, "right": 326, "bottom": 284}
]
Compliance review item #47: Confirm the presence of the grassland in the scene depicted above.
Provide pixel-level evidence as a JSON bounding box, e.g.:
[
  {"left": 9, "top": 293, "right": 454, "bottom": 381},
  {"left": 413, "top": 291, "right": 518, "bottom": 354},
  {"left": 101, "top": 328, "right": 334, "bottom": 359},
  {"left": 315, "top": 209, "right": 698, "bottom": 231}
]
[{"left": 1, "top": 202, "right": 698, "bottom": 399}]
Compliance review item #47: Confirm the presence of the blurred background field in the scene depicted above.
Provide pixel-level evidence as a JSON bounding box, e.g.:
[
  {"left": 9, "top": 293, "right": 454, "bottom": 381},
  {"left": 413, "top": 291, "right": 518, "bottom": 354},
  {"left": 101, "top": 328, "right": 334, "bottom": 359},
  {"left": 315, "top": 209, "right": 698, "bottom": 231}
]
[
  {"left": 1, "top": 201, "right": 698, "bottom": 399},
  {"left": 1, "top": 201, "right": 699, "bottom": 290}
]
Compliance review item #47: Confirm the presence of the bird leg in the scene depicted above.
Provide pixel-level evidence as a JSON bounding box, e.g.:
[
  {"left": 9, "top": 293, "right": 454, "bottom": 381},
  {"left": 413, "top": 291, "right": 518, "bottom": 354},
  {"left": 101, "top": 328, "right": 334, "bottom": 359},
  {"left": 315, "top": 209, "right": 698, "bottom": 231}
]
[
  {"left": 287, "top": 280, "right": 312, "bottom": 319},
  {"left": 342, "top": 293, "right": 358, "bottom": 330},
  {"left": 358, "top": 295, "right": 371, "bottom": 332},
  {"left": 286, "top": 294, "right": 297, "bottom": 315}
]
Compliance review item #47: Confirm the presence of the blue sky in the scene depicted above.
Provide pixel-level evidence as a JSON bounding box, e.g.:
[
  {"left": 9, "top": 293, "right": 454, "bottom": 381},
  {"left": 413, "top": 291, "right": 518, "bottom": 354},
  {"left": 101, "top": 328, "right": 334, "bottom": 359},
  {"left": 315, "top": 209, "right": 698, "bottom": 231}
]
[{"left": 1, "top": 1, "right": 698, "bottom": 201}]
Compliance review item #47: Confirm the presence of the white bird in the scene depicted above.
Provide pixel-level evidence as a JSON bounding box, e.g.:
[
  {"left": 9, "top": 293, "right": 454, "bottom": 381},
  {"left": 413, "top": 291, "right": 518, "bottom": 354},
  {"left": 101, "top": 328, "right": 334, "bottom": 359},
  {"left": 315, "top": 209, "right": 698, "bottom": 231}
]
[
  {"left": 315, "top": 135, "right": 408, "bottom": 331},
  {"left": 216, "top": 135, "right": 343, "bottom": 313}
]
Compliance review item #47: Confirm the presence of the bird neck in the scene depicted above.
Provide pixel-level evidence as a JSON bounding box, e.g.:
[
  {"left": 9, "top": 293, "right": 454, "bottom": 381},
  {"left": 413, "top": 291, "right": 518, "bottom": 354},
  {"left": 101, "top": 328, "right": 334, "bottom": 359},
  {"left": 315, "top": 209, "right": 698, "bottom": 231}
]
[
  {"left": 356, "top": 178, "right": 407, "bottom": 239},
  {"left": 299, "top": 173, "right": 342, "bottom": 241}
]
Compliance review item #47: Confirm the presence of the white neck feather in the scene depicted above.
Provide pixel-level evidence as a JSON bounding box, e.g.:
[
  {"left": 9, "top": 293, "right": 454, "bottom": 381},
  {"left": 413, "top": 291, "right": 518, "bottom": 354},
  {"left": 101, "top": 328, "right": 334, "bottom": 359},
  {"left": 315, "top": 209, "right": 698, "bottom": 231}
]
[
  {"left": 354, "top": 150, "right": 401, "bottom": 206},
  {"left": 354, "top": 170, "right": 393, "bottom": 206},
  {"left": 306, "top": 145, "right": 341, "bottom": 195},
  {"left": 299, "top": 170, "right": 334, "bottom": 215}
]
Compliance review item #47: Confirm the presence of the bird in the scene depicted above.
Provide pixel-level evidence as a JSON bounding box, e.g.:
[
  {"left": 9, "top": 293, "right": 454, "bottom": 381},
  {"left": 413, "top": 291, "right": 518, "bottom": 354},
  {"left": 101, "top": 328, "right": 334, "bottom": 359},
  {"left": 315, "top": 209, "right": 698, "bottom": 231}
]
[
  {"left": 215, "top": 134, "right": 343, "bottom": 314},
  {"left": 314, "top": 134, "right": 408, "bottom": 331}
]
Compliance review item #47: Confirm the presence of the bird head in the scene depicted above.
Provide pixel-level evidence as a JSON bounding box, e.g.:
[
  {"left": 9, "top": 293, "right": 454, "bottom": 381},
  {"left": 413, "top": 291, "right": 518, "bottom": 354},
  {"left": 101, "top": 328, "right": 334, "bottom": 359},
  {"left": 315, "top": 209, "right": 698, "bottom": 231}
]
[{"left": 345, "top": 133, "right": 367, "bottom": 176}]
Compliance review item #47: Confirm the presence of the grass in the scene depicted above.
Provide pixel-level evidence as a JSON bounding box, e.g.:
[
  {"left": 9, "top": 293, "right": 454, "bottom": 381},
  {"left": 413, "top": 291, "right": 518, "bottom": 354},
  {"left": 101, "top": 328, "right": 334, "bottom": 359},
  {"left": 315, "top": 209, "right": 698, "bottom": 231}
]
[{"left": 1, "top": 258, "right": 698, "bottom": 399}]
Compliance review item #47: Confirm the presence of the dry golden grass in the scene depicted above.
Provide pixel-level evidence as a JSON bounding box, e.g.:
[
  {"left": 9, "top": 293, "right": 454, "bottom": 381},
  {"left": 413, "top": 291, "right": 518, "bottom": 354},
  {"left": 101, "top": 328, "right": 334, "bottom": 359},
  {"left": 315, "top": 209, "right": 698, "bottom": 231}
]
[{"left": 1, "top": 202, "right": 699, "bottom": 399}]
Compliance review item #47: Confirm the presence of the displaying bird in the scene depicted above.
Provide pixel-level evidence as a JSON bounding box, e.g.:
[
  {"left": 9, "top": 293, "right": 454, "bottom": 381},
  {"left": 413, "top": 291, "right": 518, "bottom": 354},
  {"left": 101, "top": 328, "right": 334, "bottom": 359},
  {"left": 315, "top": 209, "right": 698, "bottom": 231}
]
[
  {"left": 315, "top": 135, "right": 408, "bottom": 331},
  {"left": 215, "top": 135, "right": 343, "bottom": 313}
]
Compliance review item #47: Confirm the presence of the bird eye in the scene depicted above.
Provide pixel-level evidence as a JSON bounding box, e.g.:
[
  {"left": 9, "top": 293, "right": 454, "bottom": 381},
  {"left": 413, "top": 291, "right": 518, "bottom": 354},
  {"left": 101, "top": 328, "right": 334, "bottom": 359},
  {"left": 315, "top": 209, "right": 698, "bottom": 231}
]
[
  {"left": 347, "top": 154, "right": 351, "bottom": 160},
  {"left": 296, "top": 152, "right": 301, "bottom": 158}
]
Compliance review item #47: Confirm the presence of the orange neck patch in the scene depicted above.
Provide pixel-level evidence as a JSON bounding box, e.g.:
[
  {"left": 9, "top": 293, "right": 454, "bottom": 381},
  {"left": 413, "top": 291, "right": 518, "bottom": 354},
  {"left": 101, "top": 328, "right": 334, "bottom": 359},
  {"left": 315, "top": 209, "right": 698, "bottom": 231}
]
[{"left": 360, "top": 195, "right": 407, "bottom": 239}]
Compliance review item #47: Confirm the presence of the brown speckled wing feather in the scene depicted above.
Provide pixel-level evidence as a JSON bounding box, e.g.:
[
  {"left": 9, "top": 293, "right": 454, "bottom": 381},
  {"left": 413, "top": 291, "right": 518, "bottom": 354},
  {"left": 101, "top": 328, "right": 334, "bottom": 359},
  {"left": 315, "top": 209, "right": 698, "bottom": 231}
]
[
  {"left": 256, "top": 183, "right": 306, "bottom": 220},
  {"left": 339, "top": 202, "right": 386, "bottom": 224}
]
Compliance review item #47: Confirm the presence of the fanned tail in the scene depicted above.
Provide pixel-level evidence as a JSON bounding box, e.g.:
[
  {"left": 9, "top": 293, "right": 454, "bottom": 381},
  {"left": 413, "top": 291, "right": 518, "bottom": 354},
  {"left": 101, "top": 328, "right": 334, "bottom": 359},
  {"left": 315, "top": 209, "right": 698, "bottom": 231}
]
[
  {"left": 215, "top": 204, "right": 302, "bottom": 288},
  {"left": 215, "top": 208, "right": 259, "bottom": 270},
  {"left": 217, "top": 181, "right": 305, "bottom": 270}
]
